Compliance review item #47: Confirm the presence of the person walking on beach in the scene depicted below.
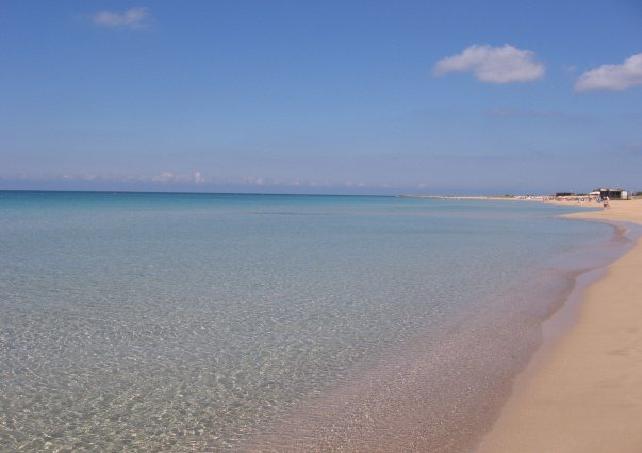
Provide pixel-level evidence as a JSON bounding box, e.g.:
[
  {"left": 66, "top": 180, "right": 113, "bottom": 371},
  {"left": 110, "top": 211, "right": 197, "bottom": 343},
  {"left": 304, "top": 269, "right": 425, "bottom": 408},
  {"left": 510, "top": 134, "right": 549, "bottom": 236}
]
[{"left": 603, "top": 196, "right": 610, "bottom": 208}]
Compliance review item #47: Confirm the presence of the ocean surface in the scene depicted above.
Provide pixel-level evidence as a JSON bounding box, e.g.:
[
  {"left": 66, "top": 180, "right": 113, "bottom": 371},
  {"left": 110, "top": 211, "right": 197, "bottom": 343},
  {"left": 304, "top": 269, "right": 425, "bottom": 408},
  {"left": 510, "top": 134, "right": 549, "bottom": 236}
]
[{"left": 0, "top": 191, "right": 626, "bottom": 451}]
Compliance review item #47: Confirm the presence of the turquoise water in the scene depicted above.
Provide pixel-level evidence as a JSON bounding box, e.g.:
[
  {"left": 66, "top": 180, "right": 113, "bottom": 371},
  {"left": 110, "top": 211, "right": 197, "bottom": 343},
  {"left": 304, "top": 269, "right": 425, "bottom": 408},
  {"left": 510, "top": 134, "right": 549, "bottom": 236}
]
[{"left": 0, "top": 191, "right": 617, "bottom": 450}]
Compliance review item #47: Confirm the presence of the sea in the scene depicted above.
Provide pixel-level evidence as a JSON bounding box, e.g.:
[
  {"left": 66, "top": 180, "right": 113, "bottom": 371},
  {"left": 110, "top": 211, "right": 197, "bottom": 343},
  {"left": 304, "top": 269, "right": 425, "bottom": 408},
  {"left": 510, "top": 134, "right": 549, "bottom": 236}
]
[{"left": 0, "top": 191, "right": 633, "bottom": 451}]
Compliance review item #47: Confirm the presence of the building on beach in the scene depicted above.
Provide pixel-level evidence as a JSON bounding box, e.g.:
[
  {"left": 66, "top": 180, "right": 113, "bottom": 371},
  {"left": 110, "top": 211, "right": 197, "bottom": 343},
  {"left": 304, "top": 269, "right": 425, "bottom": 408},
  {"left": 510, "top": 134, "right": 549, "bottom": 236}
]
[{"left": 595, "top": 188, "right": 631, "bottom": 200}]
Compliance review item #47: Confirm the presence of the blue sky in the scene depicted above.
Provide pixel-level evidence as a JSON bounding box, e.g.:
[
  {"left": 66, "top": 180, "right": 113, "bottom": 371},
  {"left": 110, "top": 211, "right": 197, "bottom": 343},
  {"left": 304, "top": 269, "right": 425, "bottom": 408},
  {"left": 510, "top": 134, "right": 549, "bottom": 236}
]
[{"left": 1, "top": 0, "right": 641, "bottom": 194}]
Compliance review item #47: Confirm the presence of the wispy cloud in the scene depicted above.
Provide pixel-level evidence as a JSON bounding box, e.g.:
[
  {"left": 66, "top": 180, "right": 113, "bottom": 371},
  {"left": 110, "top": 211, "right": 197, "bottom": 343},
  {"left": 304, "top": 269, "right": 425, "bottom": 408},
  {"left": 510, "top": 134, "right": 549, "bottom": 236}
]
[
  {"left": 151, "top": 171, "right": 178, "bottom": 183},
  {"left": 92, "top": 7, "right": 149, "bottom": 29},
  {"left": 193, "top": 171, "right": 204, "bottom": 184},
  {"left": 151, "top": 171, "right": 205, "bottom": 184},
  {"left": 434, "top": 44, "right": 545, "bottom": 83},
  {"left": 575, "top": 53, "right": 642, "bottom": 92},
  {"left": 485, "top": 108, "right": 592, "bottom": 122}
]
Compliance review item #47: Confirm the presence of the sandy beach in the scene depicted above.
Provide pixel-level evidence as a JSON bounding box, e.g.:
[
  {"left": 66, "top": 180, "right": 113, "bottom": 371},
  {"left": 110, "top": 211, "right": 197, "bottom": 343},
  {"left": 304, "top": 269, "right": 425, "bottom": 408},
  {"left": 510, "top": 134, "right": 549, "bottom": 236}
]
[{"left": 478, "top": 199, "right": 642, "bottom": 452}]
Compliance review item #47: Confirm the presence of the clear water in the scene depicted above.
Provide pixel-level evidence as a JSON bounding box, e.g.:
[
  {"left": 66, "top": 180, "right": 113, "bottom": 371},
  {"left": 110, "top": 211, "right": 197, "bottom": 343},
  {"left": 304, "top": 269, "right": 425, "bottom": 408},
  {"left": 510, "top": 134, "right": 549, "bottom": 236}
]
[{"left": 0, "top": 192, "right": 616, "bottom": 451}]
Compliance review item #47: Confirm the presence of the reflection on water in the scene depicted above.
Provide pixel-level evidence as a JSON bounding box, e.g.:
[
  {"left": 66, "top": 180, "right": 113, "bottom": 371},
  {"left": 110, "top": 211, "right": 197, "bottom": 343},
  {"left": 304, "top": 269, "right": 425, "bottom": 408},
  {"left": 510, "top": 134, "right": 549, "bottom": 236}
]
[{"left": 0, "top": 192, "right": 613, "bottom": 450}]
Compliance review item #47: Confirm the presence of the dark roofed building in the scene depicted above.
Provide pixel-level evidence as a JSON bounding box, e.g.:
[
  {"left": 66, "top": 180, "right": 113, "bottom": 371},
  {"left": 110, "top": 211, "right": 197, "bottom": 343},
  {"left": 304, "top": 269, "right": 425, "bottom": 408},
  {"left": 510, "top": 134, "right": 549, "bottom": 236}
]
[{"left": 595, "top": 188, "right": 630, "bottom": 200}]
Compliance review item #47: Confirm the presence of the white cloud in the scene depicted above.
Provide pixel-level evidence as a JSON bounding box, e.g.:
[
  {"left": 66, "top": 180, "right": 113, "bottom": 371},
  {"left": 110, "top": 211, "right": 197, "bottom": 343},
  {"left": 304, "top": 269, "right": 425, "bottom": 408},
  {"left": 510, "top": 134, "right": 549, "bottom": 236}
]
[
  {"left": 575, "top": 53, "right": 642, "bottom": 92},
  {"left": 434, "top": 44, "right": 545, "bottom": 83},
  {"left": 93, "top": 7, "right": 149, "bottom": 29},
  {"left": 151, "top": 171, "right": 177, "bottom": 183},
  {"left": 149, "top": 171, "right": 208, "bottom": 184}
]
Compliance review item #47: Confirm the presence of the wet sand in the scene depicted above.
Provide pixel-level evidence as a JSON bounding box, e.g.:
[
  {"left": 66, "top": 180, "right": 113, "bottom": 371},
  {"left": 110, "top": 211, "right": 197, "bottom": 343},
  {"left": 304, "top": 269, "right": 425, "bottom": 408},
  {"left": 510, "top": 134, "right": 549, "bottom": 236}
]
[{"left": 478, "top": 199, "right": 642, "bottom": 452}]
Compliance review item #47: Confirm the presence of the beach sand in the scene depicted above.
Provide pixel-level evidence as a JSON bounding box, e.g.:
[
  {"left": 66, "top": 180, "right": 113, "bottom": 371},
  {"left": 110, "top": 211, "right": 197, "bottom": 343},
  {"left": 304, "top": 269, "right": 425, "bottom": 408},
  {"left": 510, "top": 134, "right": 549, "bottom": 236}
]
[{"left": 478, "top": 199, "right": 642, "bottom": 452}]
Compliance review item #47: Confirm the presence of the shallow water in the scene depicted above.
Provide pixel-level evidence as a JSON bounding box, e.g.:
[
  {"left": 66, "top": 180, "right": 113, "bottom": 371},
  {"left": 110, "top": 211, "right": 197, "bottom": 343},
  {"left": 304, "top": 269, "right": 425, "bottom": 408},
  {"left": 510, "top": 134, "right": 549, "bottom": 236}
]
[{"left": 0, "top": 192, "right": 619, "bottom": 451}]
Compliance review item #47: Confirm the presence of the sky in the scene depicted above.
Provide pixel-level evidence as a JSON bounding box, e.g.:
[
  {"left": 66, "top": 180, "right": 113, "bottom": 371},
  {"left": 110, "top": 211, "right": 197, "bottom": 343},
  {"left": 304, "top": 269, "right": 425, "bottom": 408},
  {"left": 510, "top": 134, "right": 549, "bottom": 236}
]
[{"left": 1, "top": 0, "right": 642, "bottom": 194}]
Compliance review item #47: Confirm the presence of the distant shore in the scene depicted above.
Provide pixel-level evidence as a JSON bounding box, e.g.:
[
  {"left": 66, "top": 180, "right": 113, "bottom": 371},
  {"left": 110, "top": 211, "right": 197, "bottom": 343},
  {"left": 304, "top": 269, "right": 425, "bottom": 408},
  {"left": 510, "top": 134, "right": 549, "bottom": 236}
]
[
  {"left": 398, "top": 194, "right": 540, "bottom": 200},
  {"left": 478, "top": 199, "right": 642, "bottom": 452},
  {"left": 400, "top": 193, "right": 640, "bottom": 203}
]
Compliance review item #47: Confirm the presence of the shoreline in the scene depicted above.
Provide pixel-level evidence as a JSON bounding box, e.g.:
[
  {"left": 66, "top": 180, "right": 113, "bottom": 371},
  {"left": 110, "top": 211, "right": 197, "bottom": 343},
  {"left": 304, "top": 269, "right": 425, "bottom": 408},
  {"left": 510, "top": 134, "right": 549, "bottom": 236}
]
[
  {"left": 477, "top": 199, "right": 642, "bottom": 452},
  {"left": 238, "top": 201, "right": 627, "bottom": 452}
]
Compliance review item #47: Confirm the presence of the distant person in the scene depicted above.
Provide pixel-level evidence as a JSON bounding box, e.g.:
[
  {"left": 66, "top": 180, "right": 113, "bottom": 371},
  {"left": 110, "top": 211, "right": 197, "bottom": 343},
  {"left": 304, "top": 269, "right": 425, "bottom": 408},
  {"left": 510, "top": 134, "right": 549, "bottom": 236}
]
[{"left": 603, "top": 196, "right": 610, "bottom": 208}]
